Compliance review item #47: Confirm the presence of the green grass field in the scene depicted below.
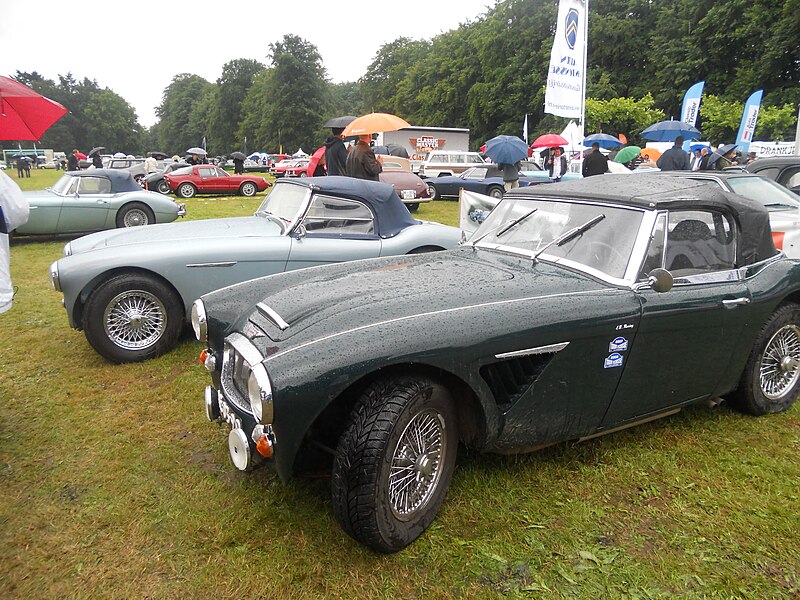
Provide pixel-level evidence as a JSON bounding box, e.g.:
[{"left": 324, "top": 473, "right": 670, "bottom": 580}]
[{"left": 1, "top": 168, "right": 798, "bottom": 598}]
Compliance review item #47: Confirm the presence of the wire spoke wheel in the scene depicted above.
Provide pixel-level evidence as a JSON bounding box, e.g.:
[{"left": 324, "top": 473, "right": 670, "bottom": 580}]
[
  {"left": 388, "top": 409, "right": 447, "bottom": 520},
  {"left": 759, "top": 324, "right": 800, "bottom": 400},
  {"left": 122, "top": 207, "right": 149, "bottom": 227},
  {"left": 103, "top": 289, "right": 168, "bottom": 350}
]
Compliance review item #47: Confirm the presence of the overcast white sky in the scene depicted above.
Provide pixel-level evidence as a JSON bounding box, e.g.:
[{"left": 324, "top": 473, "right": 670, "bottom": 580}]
[{"left": 1, "top": 1, "right": 495, "bottom": 127}]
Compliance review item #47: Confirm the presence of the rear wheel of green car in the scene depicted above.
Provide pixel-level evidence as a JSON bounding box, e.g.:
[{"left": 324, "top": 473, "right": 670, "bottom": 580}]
[
  {"left": 332, "top": 376, "right": 458, "bottom": 553},
  {"left": 730, "top": 302, "right": 800, "bottom": 415}
]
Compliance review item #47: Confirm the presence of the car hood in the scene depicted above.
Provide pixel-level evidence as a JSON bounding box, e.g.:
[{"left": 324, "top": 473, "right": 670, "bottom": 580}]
[
  {"left": 209, "top": 247, "right": 610, "bottom": 346},
  {"left": 67, "top": 215, "right": 282, "bottom": 254}
]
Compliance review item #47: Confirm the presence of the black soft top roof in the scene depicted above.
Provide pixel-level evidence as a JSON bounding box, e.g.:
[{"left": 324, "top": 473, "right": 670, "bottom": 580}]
[
  {"left": 65, "top": 168, "right": 142, "bottom": 193},
  {"left": 507, "top": 174, "right": 777, "bottom": 266},
  {"left": 277, "top": 175, "right": 416, "bottom": 238}
]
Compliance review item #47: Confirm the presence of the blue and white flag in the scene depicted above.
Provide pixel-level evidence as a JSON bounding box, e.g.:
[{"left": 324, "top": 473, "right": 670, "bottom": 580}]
[
  {"left": 544, "top": 0, "right": 587, "bottom": 119},
  {"left": 680, "top": 81, "right": 704, "bottom": 127},
  {"left": 736, "top": 90, "right": 763, "bottom": 153}
]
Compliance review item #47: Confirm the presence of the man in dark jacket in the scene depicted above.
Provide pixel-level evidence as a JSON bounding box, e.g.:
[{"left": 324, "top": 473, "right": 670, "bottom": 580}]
[
  {"left": 67, "top": 149, "right": 79, "bottom": 172},
  {"left": 582, "top": 143, "right": 608, "bottom": 177},
  {"left": 346, "top": 135, "right": 382, "bottom": 181},
  {"left": 324, "top": 128, "right": 349, "bottom": 176},
  {"left": 656, "top": 136, "right": 691, "bottom": 171}
]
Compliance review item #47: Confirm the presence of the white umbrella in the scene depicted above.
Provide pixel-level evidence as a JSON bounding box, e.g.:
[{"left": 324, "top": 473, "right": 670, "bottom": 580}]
[{"left": 186, "top": 147, "right": 208, "bottom": 155}]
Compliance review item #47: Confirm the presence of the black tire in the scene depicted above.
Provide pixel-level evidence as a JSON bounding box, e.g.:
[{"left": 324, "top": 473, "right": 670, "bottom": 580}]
[
  {"left": 332, "top": 376, "right": 458, "bottom": 553},
  {"left": 82, "top": 273, "right": 184, "bottom": 364},
  {"left": 177, "top": 183, "right": 196, "bottom": 198},
  {"left": 239, "top": 181, "right": 258, "bottom": 196},
  {"left": 116, "top": 202, "right": 155, "bottom": 228},
  {"left": 729, "top": 302, "right": 800, "bottom": 415},
  {"left": 488, "top": 186, "right": 504, "bottom": 199},
  {"left": 427, "top": 184, "right": 439, "bottom": 200},
  {"left": 156, "top": 179, "right": 171, "bottom": 195},
  {"left": 405, "top": 203, "right": 419, "bottom": 212}
]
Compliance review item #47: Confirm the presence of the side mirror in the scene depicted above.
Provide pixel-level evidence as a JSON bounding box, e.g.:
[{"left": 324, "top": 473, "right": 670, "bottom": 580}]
[
  {"left": 294, "top": 222, "right": 307, "bottom": 239},
  {"left": 647, "top": 268, "right": 673, "bottom": 293}
]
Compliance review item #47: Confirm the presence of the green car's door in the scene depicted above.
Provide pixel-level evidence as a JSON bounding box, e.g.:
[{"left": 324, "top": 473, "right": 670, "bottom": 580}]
[
  {"left": 287, "top": 194, "right": 382, "bottom": 269},
  {"left": 601, "top": 208, "right": 753, "bottom": 427},
  {"left": 56, "top": 175, "right": 115, "bottom": 232}
]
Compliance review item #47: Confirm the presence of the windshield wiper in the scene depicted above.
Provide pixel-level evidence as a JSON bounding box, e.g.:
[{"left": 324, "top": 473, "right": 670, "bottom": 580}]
[
  {"left": 532, "top": 214, "right": 606, "bottom": 261},
  {"left": 470, "top": 208, "right": 538, "bottom": 246}
]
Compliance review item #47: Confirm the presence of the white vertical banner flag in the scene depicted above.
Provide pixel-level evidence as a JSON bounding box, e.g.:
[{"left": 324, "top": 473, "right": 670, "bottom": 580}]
[
  {"left": 544, "top": 0, "right": 587, "bottom": 119},
  {"left": 523, "top": 114, "right": 529, "bottom": 143}
]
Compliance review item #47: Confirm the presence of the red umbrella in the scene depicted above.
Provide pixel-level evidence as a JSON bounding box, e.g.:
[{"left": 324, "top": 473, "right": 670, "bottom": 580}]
[
  {"left": 0, "top": 76, "right": 68, "bottom": 141},
  {"left": 306, "top": 146, "right": 326, "bottom": 176},
  {"left": 530, "top": 133, "right": 569, "bottom": 148}
]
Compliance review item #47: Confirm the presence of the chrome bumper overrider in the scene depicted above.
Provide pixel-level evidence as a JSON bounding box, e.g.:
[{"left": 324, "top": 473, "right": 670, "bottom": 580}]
[{"left": 205, "top": 385, "right": 275, "bottom": 471}]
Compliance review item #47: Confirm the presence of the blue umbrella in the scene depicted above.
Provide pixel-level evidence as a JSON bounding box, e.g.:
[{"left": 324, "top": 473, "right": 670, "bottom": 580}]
[
  {"left": 641, "top": 120, "right": 702, "bottom": 142},
  {"left": 483, "top": 135, "right": 529, "bottom": 164},
  {"left": 583, "top": 133, "right": 622, "bottom": 149},
  {"left": 690, "top": 143, "right": 711, "bottom": 152}
]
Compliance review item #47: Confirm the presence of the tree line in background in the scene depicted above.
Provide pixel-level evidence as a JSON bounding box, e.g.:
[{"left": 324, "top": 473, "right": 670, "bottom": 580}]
[{"left": 6, "top": 0, "right": 798, "bottom": 158}]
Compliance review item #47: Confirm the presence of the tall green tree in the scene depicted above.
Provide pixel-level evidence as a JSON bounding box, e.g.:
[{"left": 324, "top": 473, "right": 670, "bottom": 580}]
[
  {"left": 84, "top": 90, "right": 143, "bottom": 154},
  {"left": 156, "top": 74, "right": 213, "bottom": 157},
  {"left": 209, "top": 59, "right": 265, "bottom": 153}
]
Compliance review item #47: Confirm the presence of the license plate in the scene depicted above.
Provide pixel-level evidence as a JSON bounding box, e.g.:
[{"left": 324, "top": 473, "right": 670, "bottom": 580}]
[{"left": 402, "top": 190, "right": 417, "bottom": 199}]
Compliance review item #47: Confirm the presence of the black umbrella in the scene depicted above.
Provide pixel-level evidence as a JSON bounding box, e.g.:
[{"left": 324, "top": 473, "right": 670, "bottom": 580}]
[
  {"left": 88, "top": 146, "right": 106, "bottom": 157},
  {"left": 707, "top": 143, "right": 738, "bottom": 168},
  {"left": 230, "top": 151, "right": 247, "bottom": 160},
  {"left": 373, "top": 143, "right": 410, "bottom": 158},
  {"left": 323, "top": 115, "right": 357, "bottom": 129},
  {"left": 149, "top": 151, "right": 169, "bottom": 160}
]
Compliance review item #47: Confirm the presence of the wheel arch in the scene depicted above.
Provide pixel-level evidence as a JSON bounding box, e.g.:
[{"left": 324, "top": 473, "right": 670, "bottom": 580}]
[
  {"left": 292, "top": 363, "right": 487, "bottom": 477},
  {"left": 72, "top": 266, "right": 186, "bottom": 331}
]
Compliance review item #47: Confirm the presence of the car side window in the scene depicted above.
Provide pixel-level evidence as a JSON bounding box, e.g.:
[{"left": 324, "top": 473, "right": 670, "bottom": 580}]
[
  {"left": 303, "top": 194, "right": 375, "bottom": 236},
  {"left": 77, "top": 177, "right": 111, "bottom": 195},
  {"left": 783, "top": 167, "right": 800, "bottom": 189},
  {"left": 199, "top": 167, "right": 216, "bottom": 178},
  {"left": 664, "top": 210, "right": 736, "bottom": 276}
]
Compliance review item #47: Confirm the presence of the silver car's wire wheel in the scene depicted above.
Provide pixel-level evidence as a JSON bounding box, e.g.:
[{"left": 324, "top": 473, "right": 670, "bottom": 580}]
[
  {"left": 760, "top": 324, "right": 800, "bottom": 400},
  {"left": 103, "top": 289, "right": 168, "bottom": 350},
  {"left": 388, "top": 408, "right": 447, "bottom": 520},
  {"left": 122, "top": 207, "right": 149, "bottom": 227}
]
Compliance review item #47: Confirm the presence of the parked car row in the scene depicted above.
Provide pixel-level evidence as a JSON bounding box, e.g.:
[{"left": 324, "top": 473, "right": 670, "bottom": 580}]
[{"left": 15, "top": 156, "right": 800, "bottom": 555}]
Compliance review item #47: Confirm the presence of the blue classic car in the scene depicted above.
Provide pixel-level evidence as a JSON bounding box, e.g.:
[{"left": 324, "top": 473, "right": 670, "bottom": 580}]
[
  {"left": 194, "top": 174, "right": 799, "bottom": 552},
  {"left": 425, "top": 164, "right": 549, "bottom": 200},
  {"left": 16, "top": 170, "right": 185, "bottom": 235},
  {"left": 49, "top": 176, "right": 463, "bottom": 364}
]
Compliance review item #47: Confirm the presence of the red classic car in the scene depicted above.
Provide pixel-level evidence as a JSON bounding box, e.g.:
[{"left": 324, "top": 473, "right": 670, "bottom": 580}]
[
  {"left": 165, "top": 165, "right": 271, "bottom": 198},
  {"left": 271, "top": 158, "right": 311, "bottom": 178}
]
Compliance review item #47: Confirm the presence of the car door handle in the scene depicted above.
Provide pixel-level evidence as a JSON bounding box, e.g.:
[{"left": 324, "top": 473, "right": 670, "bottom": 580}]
[
  {"left": 722, "top": 297, "right": 750, "bottom": 308},
  {"left": 95, "top": 199, "right": 108, "bottom": 204}
]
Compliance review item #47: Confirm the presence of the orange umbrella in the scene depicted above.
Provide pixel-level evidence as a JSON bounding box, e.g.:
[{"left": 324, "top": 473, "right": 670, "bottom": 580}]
[
  {"left": 640, "top": 147, "right": 661, "bottom": 160},
  {"left": 342, "top": 112, "right": 411, "bottom": 137}
]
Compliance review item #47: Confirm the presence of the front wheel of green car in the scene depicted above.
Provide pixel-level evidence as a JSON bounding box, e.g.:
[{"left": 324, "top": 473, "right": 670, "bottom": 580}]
[
  {"left": 730, "top": 302, "right": 800, "bottom": 415},
  {"left": 332, "top": 376, "right": 458, "bottom": 553}
]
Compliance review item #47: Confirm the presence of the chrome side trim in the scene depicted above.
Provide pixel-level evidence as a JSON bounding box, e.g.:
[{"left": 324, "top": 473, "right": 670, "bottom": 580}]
[
  {"left": 228, "top": 332, "right": 265, "bottom": 367},
  {"left": 186, "top": 261, "right": 237, "bottom": 268},
  {"left": 495, "top": 342, "right": 569, "bottom": 359},
  {"left": 256, "top": 302, "right": 289, "bottom": 330}
]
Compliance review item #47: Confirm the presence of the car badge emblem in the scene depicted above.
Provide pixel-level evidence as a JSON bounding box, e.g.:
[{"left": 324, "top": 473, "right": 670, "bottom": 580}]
[{"left": 604, "top": 353, "right": 624, "bottom": 369}]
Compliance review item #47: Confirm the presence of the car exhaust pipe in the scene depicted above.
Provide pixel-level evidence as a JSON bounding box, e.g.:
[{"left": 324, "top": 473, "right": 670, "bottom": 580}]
[{"left": 705, "top": 397, "right": 726, "bottom": 410}]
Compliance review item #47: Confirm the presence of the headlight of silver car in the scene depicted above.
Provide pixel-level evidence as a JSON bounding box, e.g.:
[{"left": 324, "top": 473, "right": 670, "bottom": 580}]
[
  {"left": 191, "top": 299, "right": 207, "bottom": 342},
  {"left": 48, "top": 261, "right": 61, "bottom": 292},
  {"left": 247, "top": 363, "right": 273, "bottom": 424}
]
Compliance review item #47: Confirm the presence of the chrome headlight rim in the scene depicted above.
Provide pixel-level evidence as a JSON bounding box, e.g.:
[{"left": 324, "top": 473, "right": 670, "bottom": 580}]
[
  {"left": 48, "top": 261, "right": 61, "bottom": 292},
  {"left": 63, "top": 242, "right": 72, "bottom": 256},
  {"left": 247, "top": 363, "right": 273, "bottom": 425},
  {"left": 191, "top": 299, "right": 207, "bottom": 342}
]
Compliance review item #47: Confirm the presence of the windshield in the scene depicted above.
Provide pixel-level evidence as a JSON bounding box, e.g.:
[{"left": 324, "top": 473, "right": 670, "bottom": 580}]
[
  {"left": 727, "top": 176, "right": 800, "bottom": 210},
  {"left": 171, "top": 166, "right": 194, "bottom": 176},
  {"left": 255, "top": 182, "right": 311, "bottom": 231},
  {"left": 50, "top": 174, "right": 76, "bottom": 195},
  {"left": 472, "top": 197, "right": 644, "bottom": 279}
]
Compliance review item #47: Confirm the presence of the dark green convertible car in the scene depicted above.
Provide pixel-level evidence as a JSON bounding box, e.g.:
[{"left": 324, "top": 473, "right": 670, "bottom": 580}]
[{"left": 193, "top": 174, "right": 800, "bottom": 553}]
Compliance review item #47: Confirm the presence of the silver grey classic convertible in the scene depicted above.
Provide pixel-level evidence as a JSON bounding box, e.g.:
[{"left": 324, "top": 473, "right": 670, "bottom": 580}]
[
  {"left": 16, "top": 169, "right": 185, "bottom": 235},
  {"left": 49, "top": 176, "right": 463, "bottom": 363}
]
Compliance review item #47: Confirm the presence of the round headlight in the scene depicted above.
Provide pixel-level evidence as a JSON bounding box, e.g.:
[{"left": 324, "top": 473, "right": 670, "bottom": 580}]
[
  {"left": 191, "top": 299, "right": 207, "bottom": 342},
  {"left": 247, "top": 364, "right": 273, "bottom": 425},
  {"left": 48, "top": 261, "right": 61, "bottom": 292}
]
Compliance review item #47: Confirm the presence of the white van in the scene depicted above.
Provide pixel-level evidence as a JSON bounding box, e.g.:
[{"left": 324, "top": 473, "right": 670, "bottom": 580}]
[{"left": 419, "top": 150, "right": 486, "bottom": 178}]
